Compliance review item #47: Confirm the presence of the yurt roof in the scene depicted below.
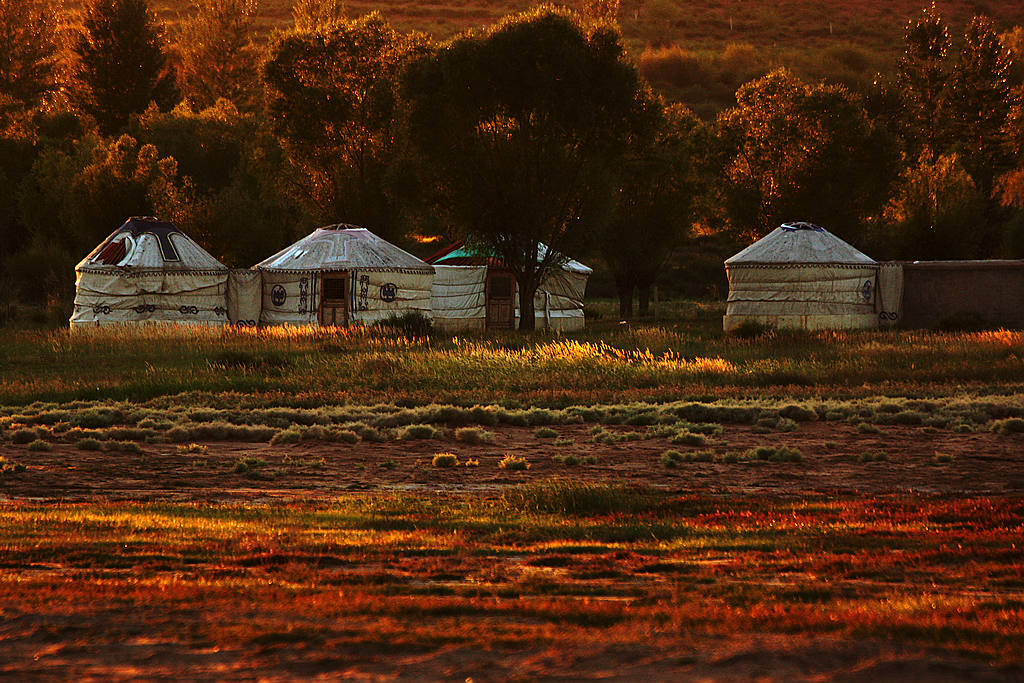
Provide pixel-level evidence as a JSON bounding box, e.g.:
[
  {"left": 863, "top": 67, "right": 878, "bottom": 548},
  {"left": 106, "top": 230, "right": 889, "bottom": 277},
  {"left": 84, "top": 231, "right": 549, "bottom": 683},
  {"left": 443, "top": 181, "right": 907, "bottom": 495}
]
[
  {"left": 725, "top": 222, "right": 876, "bottom": 266},
  {"left": 427, "top": 241, "right": 592, "bottom": 275},
  {"left": 256, "top": 225, "right": 434, "bottom": 274},
  {"left": 76, "top": 217, "right": 227, "bottom": 274}
]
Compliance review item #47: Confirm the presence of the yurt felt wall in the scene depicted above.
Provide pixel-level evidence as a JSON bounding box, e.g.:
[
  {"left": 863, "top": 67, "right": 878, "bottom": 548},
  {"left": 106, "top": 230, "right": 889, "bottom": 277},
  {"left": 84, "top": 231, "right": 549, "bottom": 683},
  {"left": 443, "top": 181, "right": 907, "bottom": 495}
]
[
  {"left": 227, "top": 269, "right": 262, "bottom": 327},
  {"left": 515, "top": 268, "right": 590, "bottom": 331},
  {"left": 877, "top": 263, "right": 904, "bottom": 328},
  {"left": 723, "top": 223, "right": 880, "bottom": 332},
  {"left": 255, "top": 226, "right": 435, "bottom": 328},
  {"left": 427, "top": 241, "right": 592, "bottom": 331},
  {"left": 724, "top": 264, "right": 879, "bottom": 331},
  {"left": 431, "top": 265, "right": 487, "bottom": 331},
  {"left": 258, "top": 269, "right": 434, "bottom": 326},
  {"left": 70, "top": 218, "right": 229, "bottom": 328}
]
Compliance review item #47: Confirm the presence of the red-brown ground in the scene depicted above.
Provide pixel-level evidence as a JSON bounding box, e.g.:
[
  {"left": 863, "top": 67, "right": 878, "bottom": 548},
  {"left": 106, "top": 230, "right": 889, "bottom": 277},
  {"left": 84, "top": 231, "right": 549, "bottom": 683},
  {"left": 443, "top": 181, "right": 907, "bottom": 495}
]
[
  {"left": 1, "top": 422, "right": 1022, "bottom": 681},
  {"left": 1, "top": 422, "right": 1021, "bottom": 502}
]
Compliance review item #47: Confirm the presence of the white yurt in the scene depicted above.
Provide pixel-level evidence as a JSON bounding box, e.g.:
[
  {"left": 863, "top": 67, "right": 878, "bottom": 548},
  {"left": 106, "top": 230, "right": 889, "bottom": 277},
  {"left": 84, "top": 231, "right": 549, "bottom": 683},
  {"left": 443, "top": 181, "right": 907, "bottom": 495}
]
[
  {"left": 427, "top": 242, "right": 591, "bottom": 331},
  {"left": 723, "top": 222, "right": 880, "bottom": 332},
  {"left": 70, "top": 217, "right": 230, "bottom": 328},
  {"left": 255, "top": 225, "right": 435, "bottom": 327}
]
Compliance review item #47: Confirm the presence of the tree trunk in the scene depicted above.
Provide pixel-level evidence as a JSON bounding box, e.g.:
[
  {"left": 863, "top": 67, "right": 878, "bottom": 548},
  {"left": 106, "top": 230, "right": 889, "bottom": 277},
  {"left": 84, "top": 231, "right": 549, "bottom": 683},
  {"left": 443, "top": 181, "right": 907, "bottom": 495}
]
[
  {"left": 517, "top": 278, "right": 537, "bottom": 330},
  {"left": 615, "top": 273, "right": 634, "bottom": 319},
  {"left": 637, "top": 282, "right": 651, "bottom": 315}
]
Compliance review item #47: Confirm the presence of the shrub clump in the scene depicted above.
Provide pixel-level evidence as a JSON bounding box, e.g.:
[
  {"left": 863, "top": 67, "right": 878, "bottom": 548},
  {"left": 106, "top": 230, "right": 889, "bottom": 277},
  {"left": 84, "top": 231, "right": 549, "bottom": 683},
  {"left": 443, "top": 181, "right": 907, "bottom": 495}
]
[
  {"left": 431, "top": 452, "right": 459, "bottom": 468},
  {"left": 27, "top": 439, "right": 51, "bottom": 452},
  {"left": 747, "top": 445, "right": 803, "bottom": 463},
  {"left": 669, "top": 431, "right": 707, "bottom": 447},
  {"left": 10, "top": 429, "right": 38, "bottom": 445},
  {"left": 76, "top": 438, "right": 104, "bottom": 451},
  {"left": 992, "top": 418, "right": 1024, "bottom": 435},
  {"left": 498, "top": 453, "right": 530, "bottom": 471},
  {"left": 106, "top": 440, "right": 141, "bottom": 453},
  {"left": 270, "top": 428, "right": 302, "bottom": 445},
  {"left": 455, "top": 427, "right": 493, "bottom": 444},
  {"left": 534, "top": 427, "right": 559, "bottom": 439},
  {"left": 778, "top": 404, "right": 819, "bottom": 422},
  {"left": 397, "top": 424, "right": 438, "bottom": 440}
]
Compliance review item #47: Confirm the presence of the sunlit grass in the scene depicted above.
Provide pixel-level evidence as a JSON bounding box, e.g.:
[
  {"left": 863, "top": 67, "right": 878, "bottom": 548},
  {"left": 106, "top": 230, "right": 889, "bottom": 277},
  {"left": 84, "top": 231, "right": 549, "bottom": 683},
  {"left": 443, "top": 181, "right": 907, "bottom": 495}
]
[{"left": 4, "top": 324, "right": 1024, "bottom": 405}]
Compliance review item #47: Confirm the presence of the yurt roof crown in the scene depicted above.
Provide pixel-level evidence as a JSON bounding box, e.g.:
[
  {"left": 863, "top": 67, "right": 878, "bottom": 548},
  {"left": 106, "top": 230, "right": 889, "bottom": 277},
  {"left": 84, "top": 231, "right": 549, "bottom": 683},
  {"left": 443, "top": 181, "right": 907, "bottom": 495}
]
[
  {"left": 256, "top": 225, "right": 434, "bottom": 274},
  {"left": 725, "top": 222, "right": 876, "bottom": 267},
  {"left": 76, "top": 217, "right": 227, "bottom": 274}
]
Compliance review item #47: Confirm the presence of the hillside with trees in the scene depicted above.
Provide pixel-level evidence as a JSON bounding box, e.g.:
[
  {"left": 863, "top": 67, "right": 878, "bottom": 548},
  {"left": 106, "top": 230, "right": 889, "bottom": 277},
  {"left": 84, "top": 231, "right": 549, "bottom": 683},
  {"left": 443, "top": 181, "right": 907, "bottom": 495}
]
[{"left": 1, "top": 0, "right": 1023, "bottom": 326}]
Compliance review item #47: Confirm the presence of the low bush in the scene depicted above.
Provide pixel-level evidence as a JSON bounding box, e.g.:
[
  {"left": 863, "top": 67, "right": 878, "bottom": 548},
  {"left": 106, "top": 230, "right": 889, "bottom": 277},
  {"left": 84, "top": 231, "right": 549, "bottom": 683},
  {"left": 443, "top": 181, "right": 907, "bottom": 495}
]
[
  {"left": 106, "top": 440, "right": 141, "bottom": 453},
  {"left": 498, "top": 453, "right": 530, "bottom": 471},
  {"left": 992, "top": 418, "right": 1024, "bottom": 435},
  {"left": 10, "top": 429, "right": 38, "bottom": 444},
  {"left": 669, "top": 431, "right": 707, "bottom": 447},
  {"left": 397, "top": 424, "right": 438, "bottom": 440},
  {"left": 856, "top": 422, "right": 881, "bottom": 434},
  {"left": 270, "top": 428, "right": 302, "bottom": 445},
  {"left": 455, "top": 427, "right": 493, "bottom": 444},
  {"left": 27, "top": 439, "right": 51, "bottom": 452},
  {"left": 234, "top": 456, "right": 266, "bottom": 474},
  {"left": 778, "top": 404, "right": 818, "bottom": 422},
  {"left": 551, "top": 454, "right": 580, "bottom": 466},
  {"left": 747, "top": 445, "right": 803, "bottom": 463},
  {"left": 432, "top": 452, "right": 459, "bottom": 467},
  {"left": 76, "top": 438, "right": 103, "bottom": 451},
  {"left": 534, "top": 427, "right": 559, "bottom": 439},
  {"left": 661, "top": 450, "right": 683, "bottom": 467}
]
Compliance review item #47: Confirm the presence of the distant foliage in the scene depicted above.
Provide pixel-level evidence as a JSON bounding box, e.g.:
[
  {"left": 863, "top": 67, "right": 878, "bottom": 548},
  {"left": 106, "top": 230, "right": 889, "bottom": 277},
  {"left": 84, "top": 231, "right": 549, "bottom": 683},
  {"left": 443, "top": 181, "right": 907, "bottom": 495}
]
[
  {"left": 175, "top": 0, "right": 261, "bottom": 111},
  {"left": 74, "top": 0, "right": 177, "bottom": 133},
  {"left": 0, "top": 0, "right": 60, "bottom": 107}
]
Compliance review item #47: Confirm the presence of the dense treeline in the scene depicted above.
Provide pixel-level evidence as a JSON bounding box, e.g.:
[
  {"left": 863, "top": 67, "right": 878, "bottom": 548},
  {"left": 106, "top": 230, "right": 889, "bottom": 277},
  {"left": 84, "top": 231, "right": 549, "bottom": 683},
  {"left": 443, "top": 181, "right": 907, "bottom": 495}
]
[{"left": 0, "top": 0, "right": 1022, "bottom": 325}]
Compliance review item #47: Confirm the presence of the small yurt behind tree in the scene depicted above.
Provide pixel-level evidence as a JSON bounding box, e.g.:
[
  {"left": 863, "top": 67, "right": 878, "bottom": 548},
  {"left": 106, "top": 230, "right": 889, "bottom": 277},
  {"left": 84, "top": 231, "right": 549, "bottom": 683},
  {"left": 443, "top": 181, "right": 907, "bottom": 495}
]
[
  {"left": 427, "top": 241, "right": 592, "bottom": 331},
  {"left": 723, "top": 222, "right": 880, "bottom": 332},
  {"left": 255, "top": 225, "right": 434, "bottom": 327},
  {"left": 70, "top": 217, "right": 230, "bottom": 328}
]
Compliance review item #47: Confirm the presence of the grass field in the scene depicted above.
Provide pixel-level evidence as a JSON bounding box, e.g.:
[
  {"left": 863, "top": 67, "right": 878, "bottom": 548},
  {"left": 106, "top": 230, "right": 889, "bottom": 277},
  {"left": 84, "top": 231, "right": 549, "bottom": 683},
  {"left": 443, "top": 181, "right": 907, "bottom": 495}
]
[{"left": 2, "top": 311, "right": 1023, "bottom": 678}]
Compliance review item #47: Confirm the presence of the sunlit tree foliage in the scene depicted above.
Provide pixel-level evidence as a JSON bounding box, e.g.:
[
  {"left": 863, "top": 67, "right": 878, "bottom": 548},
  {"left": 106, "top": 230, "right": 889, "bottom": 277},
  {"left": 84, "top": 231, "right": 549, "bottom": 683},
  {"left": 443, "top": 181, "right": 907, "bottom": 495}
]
[
  {"left": 74, "top": 0, "right": 177, "bottom": 133},
  {"left": 717, "top": 69, "right": 894, "bottom": 244},
  {"left": 0, "top": 0, "right": 61, "bottom": 108},
  {"left": 403, "top": 6, "right": 656, "bottom": 329},
  {"left": 176, "top": 0, "right": 261, "bottom": 111},
  {"left": 264, "top": 12, "right": 423, "bottom": 237}
]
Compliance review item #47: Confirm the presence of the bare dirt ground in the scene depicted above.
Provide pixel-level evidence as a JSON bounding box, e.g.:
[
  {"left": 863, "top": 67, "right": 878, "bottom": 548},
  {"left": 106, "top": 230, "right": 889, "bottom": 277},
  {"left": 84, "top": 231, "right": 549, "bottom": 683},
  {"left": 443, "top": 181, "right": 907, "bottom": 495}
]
[
  {"left": 2, "top": 422, "right": 1023, "bottom": 681},
  {"left": 2, "top": 422, "right": 1022, "bottom": 502}
]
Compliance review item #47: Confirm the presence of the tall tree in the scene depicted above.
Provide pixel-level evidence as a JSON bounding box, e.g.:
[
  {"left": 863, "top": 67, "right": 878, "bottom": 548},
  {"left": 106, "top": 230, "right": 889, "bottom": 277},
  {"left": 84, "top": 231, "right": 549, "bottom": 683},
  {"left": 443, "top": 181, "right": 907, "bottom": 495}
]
[
  {"left": 602, "top": 102, "right": 705, "bottom": 318},
  {"left": 402, "top": 6, "right": 655, "bottom": 329},
  {"left": 176, "top": 0, "right": 261, "bottom": 111},
  {"left": 264, "top": 12, "right": 423, "bottom": 236},
  {"left": 881, "top": 152, "right": 989, "bottom": 259},
  {"left": 74, "top": 0, "right": 176, "bottom": 133},
  {"left": 947, "top": 16, "right": 1015, "bottom": 195},
  {"left": 716, "top": 69, "right": 895, "bottom": 244},
  {"left": 0, "top": 0, "right": 60, "bottom": 108},
  {"left": 895, "top": 2, "right": 951, "bottom": 156}
]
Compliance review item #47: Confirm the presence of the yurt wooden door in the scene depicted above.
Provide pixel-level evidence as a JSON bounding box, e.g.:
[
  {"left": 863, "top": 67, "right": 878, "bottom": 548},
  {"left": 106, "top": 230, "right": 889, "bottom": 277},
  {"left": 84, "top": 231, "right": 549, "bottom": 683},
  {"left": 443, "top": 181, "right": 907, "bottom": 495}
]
[
  {"left": 319, "top": 273, "right": 348, "bottom": 326},
  {"left": 486, "top": 272, "right": 515, "bottom": 329}
]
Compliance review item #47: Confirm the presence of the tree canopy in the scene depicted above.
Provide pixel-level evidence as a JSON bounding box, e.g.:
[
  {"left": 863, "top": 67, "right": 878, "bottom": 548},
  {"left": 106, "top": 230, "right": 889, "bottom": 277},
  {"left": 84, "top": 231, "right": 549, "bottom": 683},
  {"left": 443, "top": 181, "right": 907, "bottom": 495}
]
[{"left": 402, "top": 6, "right": 656, "bottom": 328}]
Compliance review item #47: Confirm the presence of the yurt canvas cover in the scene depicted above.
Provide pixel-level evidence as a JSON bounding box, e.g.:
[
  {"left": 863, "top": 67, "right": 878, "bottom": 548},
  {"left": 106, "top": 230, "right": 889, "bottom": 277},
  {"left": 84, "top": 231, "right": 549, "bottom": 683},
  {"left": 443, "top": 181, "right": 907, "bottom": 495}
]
[
  {"left": 428, "top": 242, "right": 592, "bottom": 331},
  {"left": 724, "top": 222, "right": 879, "bottom": 331},
  {"left": 255, "top": 226, "right": 434, "bottom": 327},
  {"left": 70, "top": 217, "right": 229, "bottom": 328}
]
